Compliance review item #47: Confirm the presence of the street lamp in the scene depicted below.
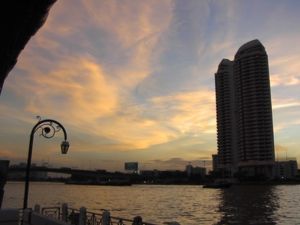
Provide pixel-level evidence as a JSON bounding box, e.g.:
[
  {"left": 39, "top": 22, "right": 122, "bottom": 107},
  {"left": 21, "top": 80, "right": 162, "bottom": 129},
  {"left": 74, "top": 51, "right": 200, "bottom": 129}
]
[{"left": 23, "top": 118, "right": 70, "bottom": 209}]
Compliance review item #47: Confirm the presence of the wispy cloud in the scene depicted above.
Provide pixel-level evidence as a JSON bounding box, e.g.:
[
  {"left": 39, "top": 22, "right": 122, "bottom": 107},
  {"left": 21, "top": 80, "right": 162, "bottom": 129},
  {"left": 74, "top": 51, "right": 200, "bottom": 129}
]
[
  {"left": 267, "top": 35, "right": 300, "bottom": 88},
  {"left": 273, "top": 98, "right": 300, "bottom": 110},
  {"left": 1, "top": 0, "right": 300, "bottom": 169},
  {"left": 149, "top": 90, "right": 216, "bottom": 135},
  {"left": 3, "top": 1, "right": 220, "bottom": 155}
]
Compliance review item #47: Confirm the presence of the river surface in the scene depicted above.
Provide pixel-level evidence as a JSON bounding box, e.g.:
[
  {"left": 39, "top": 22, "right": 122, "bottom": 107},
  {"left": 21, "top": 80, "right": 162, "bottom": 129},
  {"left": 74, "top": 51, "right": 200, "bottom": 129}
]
[{"left": 3, "top": 182, "right": 300, "bottom": 224}]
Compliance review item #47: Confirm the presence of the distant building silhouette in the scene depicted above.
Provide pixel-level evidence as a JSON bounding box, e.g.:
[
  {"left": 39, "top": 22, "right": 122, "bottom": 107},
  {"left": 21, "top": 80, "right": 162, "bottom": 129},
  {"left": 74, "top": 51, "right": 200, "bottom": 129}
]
[
  {"left": 185, "top": 164, "right": 206, "bottom": 177},
  {"left": 124, "top": 162, "right": 139, "bottom": 173},
  {"left": 274, "top": 160, "right": 298, "bottom": 179},
  {"left": 214, "top": 39, "right": 275, "bottom": 178}
]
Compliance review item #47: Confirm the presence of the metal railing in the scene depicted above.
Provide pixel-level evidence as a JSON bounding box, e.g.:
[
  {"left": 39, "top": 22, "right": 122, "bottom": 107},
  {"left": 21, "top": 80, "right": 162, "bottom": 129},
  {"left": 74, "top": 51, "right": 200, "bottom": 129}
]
[
  {"left": 84, "top": 210, "right": 157, "bottom": 225},
  {"left": 39, "top": 204, "right": 158, "bottom": 225},
  {"left": 41, "top": 207, "right": 61, "bottom": 220}
]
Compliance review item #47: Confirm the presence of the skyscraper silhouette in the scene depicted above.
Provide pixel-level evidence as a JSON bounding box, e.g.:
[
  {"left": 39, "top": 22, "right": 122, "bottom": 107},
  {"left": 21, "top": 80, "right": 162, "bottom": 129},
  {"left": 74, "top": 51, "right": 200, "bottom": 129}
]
[{"left": 214, "top": 39, "right": 275, "bottom": 178}]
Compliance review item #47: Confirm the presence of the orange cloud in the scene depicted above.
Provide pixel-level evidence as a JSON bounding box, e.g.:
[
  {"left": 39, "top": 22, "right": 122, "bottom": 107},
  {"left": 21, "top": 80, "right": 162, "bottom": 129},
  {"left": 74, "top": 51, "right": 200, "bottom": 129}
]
[
  {"left": 273, "top": 98, "right": 300, "bottom": 109},
  {"left": 0, "top": 149, "right": 19, "bottom": 159},
  {"left": 150, "top": 90, "right": 216, "bottom": 135},
  {"left": 275, "top": 144, "right": 288, "bottom": 152},
  {"left": 271, "top": 73, "right": 300, "bottom": 87},
  {"left": 7, "top": 60, "right": 217, "bottom": 151},
  {"left": 268, "top": 37, "right": 300, "bottom": 87},
  {"left": 10, "top": 56, "right": 118, "bottom": 123},
  {"left": 2, "top": 1, "right": 217, "bottom": 157},
  {"left": 5, "top": 1, "right": 178, "bottom": 151}
]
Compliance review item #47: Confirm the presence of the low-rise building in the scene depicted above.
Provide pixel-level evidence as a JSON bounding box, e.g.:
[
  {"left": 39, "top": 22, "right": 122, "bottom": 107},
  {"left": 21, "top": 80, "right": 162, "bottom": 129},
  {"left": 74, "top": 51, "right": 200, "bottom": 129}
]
[
  {"left": 8, "top": 163, "right": 48, "bottom": 181},
  {"left": 273, "top": 160, "right": 298, "bottom": 179},
  {"left": 185, "top": 165, "right": 206, "bottom": 177}
]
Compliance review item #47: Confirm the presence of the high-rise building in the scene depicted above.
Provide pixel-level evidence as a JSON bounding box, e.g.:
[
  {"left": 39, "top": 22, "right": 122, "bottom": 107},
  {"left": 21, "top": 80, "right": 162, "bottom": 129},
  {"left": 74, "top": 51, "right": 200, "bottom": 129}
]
[
  {"left": 214, "top": 39, "right": 275, "bottom": 178},
  {"left": 215, "top": 59, "right": 238, "bottom": 175}
]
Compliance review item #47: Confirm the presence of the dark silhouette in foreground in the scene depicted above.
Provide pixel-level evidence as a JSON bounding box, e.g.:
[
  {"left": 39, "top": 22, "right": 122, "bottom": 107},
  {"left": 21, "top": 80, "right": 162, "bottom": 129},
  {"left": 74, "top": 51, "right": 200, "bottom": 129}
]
[{"left": 0, "top": 0, "right": 57, "bottom": 94}]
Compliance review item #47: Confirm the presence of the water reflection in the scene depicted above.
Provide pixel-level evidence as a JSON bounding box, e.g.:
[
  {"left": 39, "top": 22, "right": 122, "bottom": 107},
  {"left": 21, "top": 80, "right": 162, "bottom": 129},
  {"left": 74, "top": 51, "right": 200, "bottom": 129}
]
[
  {"left": 216, "top": 185, "right": 279, "bottom": 225},
  {"left": 6, "top": 183, "right": 300, "bottom": 224}
]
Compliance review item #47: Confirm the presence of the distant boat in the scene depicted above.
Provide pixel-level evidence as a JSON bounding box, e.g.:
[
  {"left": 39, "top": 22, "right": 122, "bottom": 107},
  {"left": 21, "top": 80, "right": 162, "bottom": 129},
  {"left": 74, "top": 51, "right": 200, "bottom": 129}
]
[{"left": 203, "top": 181, "right": 232, "bottom": 189}]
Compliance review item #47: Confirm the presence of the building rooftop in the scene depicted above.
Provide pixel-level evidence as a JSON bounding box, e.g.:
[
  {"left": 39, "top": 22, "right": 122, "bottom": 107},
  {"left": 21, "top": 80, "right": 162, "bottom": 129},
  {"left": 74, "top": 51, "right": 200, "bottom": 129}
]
[
  {"left": 215, "top": 59, "right": 233, "bottom": 74},
  {"left": 235, "top": 39, "right": 265, "bottom": 56},
  {"left": 219, "top": 59, "right": 233, "bottom": 65}
]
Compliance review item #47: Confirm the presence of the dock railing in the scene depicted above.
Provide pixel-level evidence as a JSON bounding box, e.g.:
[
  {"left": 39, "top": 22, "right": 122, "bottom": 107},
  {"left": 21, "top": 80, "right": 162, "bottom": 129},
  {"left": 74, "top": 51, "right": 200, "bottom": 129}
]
[
  {"left": 0, "top": 204, "right": 180, "bottom": 225},
  {"left": 38, "top": 203, "right": 161, "bottom": 225}
]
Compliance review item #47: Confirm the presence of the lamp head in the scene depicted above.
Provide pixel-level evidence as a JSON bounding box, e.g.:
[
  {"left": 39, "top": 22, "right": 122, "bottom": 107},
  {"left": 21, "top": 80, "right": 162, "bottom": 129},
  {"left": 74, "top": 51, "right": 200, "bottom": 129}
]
[
  {"left": 43, "top": 127, "right": 51, "bottom": 134},
  {"left": 61, "top": 140, "right": 69, "bottom": 154}
]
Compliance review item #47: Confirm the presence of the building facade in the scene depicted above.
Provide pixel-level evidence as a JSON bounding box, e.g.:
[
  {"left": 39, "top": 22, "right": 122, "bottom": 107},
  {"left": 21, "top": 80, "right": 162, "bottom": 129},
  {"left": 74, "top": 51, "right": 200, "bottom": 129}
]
[
  {"left": 185, "top": 165, "right": 206, "bottom": 177},
  {"left": 214, "top": 40, "right": 275, "bottom": 178},
  {"left": 215, "top": 59, "right": 238, "bottom": 175},
  {"left": 212, "top": 154, "right": 219, "bottom": 172},
  {"left": 274, "top": 160, "right": 298, "bottom": 179}
]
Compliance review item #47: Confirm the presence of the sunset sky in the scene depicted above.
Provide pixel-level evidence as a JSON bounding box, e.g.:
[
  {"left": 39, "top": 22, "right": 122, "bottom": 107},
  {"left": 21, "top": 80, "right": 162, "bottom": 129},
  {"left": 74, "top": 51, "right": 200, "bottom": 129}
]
[{"left": 1, "top": 0, "right": 300, "bottom": 171}]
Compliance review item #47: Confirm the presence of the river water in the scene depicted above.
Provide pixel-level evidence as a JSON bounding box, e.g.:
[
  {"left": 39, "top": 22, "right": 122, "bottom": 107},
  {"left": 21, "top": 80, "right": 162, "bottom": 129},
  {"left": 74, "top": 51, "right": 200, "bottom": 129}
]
[{"left": 3, "top": 182, "right": 300, "bottom": 224}]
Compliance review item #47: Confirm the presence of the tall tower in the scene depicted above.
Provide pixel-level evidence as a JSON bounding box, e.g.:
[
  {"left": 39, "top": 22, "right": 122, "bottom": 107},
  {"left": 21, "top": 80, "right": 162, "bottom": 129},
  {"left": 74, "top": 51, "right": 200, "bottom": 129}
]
[
  {"left": 214, "top": 39, "right": 275, "bottom": 178},
  {"left": 234, "top": 40, "right": 275, "bottom": 170},
  {"left": 215, "top": 59, "right": 237, "bottom": 176}
]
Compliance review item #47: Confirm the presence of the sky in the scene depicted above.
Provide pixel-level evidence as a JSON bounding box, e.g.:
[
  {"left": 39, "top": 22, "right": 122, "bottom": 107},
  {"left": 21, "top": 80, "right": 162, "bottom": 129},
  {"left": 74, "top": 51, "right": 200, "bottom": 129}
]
[{"left": 1, "top": 0, "right": 300, "bottom": 171}]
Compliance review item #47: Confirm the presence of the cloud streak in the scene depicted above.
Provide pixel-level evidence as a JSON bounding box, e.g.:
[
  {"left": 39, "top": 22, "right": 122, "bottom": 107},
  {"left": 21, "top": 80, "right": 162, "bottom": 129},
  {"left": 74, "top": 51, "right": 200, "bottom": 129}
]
[{"left": 1, "top": 0, "right": 300, "bottom": 170}]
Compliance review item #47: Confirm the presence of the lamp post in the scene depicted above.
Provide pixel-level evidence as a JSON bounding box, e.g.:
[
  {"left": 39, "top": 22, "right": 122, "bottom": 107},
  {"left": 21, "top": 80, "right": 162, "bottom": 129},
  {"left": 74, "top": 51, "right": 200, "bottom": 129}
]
[{"left": 23, "top": 118, "right": 70, "bottom": 209}]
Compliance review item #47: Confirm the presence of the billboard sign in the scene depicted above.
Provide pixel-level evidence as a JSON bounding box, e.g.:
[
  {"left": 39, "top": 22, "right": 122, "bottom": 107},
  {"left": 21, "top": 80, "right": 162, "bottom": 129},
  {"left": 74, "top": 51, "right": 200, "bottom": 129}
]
[{"left": 125, "top": 162, "right": 138, "bottom": 171}]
